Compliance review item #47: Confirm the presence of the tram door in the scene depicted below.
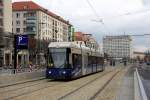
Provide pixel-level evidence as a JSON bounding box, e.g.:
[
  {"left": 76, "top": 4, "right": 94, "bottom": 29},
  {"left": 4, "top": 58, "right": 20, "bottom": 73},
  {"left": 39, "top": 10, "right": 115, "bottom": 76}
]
[
  {"left": 72, "top": 54, "right": 82, "bottom": 77},
  {"left": 82, "top": 54, "right": 88, "bottom": 75}
]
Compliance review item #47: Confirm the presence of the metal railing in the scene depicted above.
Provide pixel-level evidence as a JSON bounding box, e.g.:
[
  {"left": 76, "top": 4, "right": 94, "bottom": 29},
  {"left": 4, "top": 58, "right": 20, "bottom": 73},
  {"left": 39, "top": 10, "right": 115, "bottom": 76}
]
[{"left": 134, "top": 68, "right": 148, "bottom": 100}]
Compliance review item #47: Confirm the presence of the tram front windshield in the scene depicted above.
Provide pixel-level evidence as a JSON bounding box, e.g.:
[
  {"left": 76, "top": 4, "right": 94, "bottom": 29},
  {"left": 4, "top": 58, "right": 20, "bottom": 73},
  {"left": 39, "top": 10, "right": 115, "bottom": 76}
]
[{"left": 48, "top": 48, "right": 68, "bottom": 68}]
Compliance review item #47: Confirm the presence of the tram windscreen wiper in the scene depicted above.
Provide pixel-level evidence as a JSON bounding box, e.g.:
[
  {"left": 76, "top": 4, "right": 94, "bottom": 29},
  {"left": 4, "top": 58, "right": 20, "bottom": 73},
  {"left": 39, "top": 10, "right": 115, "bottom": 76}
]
[
  {"left": 57, "top": 63, "right": 65, "bottom": 68},
  {"left": 56, "top": 59, "right": 66, "bottom": 68}
]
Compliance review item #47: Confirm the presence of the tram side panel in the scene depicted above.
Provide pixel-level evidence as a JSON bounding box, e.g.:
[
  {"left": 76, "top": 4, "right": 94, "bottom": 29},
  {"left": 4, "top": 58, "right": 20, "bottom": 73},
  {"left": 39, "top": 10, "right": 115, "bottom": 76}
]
[
  {"left": 82, "top": 54, "right": 88, "bottom": 76},
  {"left": 85, "top": 56, "right": 92, "bottom": 75},
  {"left": 93, "top": 56, "right": 97, "bottom": 73},
  {"left": 97, "top": 57, "right": 104, "bottom": 71},
  {"left": 71, "top": 53, "right": 83, "bottom": 78}
]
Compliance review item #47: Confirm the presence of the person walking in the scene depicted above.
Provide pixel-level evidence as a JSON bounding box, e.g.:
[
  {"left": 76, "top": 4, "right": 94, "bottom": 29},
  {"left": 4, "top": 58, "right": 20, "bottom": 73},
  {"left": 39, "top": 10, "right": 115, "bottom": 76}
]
[
  {"left": 124, "top": 60, "right": 127, "bottom": 66},
  {"left": 29, "top": 62, "right": 33, "bottom": 72}
]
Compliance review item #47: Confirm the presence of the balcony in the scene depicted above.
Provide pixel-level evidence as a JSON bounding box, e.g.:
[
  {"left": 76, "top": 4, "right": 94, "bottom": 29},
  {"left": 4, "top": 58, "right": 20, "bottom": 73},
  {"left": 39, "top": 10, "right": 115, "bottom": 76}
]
[
  {"left": 27, "top": 16, "right": 37, "bottom": 20},
  {"left": 26, "top": 22, "right": 36, "bottom": 26},
  {"left": 26, "top": 16, "right": 37, "bottom": 25},
  {"left": 26, "top": 26, "right": 36, "bottom": 35}
]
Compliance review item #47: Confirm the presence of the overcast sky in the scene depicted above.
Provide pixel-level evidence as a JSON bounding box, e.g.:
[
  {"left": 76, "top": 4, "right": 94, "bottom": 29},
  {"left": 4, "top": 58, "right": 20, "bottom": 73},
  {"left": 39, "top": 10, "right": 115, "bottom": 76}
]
[{"left": 12, "top": 0, "right": 150, "bottom": 52}]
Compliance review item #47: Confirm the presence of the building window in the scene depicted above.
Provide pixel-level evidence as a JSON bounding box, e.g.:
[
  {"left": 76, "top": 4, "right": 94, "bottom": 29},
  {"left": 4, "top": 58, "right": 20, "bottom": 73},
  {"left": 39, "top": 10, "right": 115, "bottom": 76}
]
[
  {"left": 0, "top": 0, "right": 3, "bottom": 5},
  {"left": 16, "top": 13, "right": 20, "bottom": 18},
  {"left": 0, "top": 9, "right": 3, "bottom": 16},
  {"left": 23, "top": 20, "right": 26, "bottom": 25},
  {"left": 23, "top": 28, "right": 26, "bottom": 32},
  {"left": 28, "top": 12, "right": 36, "bottom": 17},
  {"left": 52, "top": 20, "right": 54, "bottom": 25},
  {"left": 0, "top": 28, "right": 3, "bottom": 32},
  {"left": 23, "top": 13, "right": 27, "bottom": 18},
  {"left": 16, "top": 20, "right": 20, "bottom": 25},
  {"left": 0, "top": 18, "right": 3, "bottom": 26},
  {"left": 16, "top": 28, "right": 20, "bottom": 33}
]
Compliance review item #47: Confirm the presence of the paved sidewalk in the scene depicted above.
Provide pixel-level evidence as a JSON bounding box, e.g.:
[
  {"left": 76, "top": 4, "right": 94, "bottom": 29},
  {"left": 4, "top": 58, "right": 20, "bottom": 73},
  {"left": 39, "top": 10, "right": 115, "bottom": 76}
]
[
  {"left": 116, "top": 66, "right": 134, "bottom": 100},
  {"left": 0, "top": 70, "right": 45, "bottom": 87}
]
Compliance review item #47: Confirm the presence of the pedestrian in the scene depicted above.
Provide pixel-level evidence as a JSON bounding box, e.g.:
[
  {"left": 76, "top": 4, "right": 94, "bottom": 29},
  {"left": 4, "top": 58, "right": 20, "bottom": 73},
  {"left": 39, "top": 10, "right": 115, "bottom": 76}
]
[
  {"left": 124, "top": 60, "right": 127, "bottom": 66},
  {"left": 29, "top": 62, "right": 33, "bottom": 72},
  {"left": 113, "top": 60, "right": 115, "bottom": 66}
]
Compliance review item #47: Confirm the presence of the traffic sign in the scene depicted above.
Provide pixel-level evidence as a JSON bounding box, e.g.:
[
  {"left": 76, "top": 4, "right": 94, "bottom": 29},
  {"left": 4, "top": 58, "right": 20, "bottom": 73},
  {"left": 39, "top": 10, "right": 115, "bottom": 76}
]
[{"left": 15, "top": 35, "right": 28, "bottom": 49}]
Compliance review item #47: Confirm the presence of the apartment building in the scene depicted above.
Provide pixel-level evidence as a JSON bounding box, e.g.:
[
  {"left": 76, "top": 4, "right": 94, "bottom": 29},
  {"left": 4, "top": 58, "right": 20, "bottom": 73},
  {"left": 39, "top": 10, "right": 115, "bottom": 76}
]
[
  {"left": 0, "top": 0, "right": 12, "bottom": 67},
  {"left": 133, "top": 51, "right": 145, "bottom": 60},
  {"left": 74, "top": 32, "right": 99, "bottom": 50},
  {"left": 12, "top": 1, "right": 71, "bottom": 42},
  {"left": 103, "top": 35, "right": 132, "bottom": 59},
  {"left": 0, "top": 0, "right": 12, "bottom": 33}
]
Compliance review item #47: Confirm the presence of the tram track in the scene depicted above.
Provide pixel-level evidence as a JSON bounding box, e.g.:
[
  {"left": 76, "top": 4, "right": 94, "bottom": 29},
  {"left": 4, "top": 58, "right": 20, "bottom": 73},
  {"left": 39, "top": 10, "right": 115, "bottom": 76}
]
[
  {"left": 58, "top": 68, "right": 123, "bottom": 100},
  {"left": 0, "top": 79, "right": 47, "bottom": 93},
  {"left": 2, "top": 67, "right": 123, "bottom": 100},
  {"left": 58, "top": 68, "right": 122, "bottom": 100},
  {"left": 0, "top": 79, "right": 65, "bottom": 100},
  {"left": 89, "top": 70, "right": 120, "bottom": 100}
]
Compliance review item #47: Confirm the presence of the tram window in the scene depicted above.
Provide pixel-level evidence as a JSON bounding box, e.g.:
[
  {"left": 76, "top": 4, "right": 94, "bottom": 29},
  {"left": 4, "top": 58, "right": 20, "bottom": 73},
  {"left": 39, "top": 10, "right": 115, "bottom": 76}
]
[
  {"left": 92, "top": 57, "right": 96, "bottom": 66},
  {"left": 72, "top": 54, "right": 82, "bottom": 68},
  {"left": 97, "top": 57, "right": 104, "bottom": 65},
  {"left": 88, "top": 56, "right": 92, "bottom": 67}
]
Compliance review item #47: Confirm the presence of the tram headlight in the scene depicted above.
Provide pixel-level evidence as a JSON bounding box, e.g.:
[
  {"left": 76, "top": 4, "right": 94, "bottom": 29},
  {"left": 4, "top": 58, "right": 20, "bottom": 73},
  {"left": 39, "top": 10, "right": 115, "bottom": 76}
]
[
  {"left": 49, "top": 71, "right": 51, "bottom": 74},
  {"left": 62, "top": 71, "right": 66, "bottom": 74},
  {"left": 48, "top": 63, "right": 53, "bottom": 68}
]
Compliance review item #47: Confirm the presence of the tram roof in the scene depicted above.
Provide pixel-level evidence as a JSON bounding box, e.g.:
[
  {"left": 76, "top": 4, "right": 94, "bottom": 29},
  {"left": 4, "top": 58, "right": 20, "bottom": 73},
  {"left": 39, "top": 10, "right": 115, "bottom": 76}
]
[
  {"left": 48, "top": 42, "right": 103, "bottom": 56},
  {"left": 48, "top": 41, "right": 88, "bottom": 49}
]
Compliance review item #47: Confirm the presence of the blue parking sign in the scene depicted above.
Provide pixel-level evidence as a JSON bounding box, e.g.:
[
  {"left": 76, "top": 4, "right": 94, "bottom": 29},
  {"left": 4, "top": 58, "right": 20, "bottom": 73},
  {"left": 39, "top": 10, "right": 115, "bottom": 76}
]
[{"left": 16, "top": 35, "right": 28, "bottom": 49}]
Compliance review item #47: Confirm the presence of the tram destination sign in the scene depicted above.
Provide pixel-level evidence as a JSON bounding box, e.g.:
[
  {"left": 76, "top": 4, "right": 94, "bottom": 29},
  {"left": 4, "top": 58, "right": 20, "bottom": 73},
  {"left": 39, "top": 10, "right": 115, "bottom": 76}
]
[{"left": 15, "top": 35, "right": 28, "bottom": 49}]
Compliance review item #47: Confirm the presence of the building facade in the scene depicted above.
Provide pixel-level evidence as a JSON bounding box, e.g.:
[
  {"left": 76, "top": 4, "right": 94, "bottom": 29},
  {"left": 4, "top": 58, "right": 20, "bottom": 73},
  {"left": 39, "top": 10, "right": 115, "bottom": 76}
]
[
  {"left": 12, "top": 1, "right": 70, "bottom": 42},
  {"left": 12, "top": 1, "right": 71, "bottom": 66},
  {"left": 133, "top": 51, "right": 145, "bottom": 61},
  {"left": 0, "top": 0, "right": 12, "bottom": 33},
  {"left": 74, "top": 32, "right": 99, "bottom": 50},
  {"left": 103, "top": 35, "right": 132, "bottom": 59},
  {"left": 0, "top": 0, "right": 12, "bottom": 67}
]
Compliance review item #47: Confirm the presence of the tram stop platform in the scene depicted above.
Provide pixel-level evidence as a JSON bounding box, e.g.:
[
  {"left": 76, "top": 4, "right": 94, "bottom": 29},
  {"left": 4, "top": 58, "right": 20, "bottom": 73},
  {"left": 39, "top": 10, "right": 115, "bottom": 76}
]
[
  {"left": 116, "top": 65, "right": 134, "bottom": 100},
  {"left": 117, "top": 65, "right": 148, "bottom": 100}
]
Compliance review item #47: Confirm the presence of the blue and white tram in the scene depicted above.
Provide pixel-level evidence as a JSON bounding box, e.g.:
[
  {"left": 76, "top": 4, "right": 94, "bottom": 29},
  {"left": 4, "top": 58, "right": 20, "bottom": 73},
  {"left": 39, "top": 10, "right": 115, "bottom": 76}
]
[{"left": 46, "top": 42, "right": 104, "bottom": 80}]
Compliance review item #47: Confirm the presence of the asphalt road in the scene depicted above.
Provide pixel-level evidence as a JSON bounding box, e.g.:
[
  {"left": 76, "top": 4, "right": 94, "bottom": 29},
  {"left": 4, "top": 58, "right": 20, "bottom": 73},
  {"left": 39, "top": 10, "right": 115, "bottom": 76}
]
[{"left": 138, "top": 64, "right": 150, "bottom": 100}]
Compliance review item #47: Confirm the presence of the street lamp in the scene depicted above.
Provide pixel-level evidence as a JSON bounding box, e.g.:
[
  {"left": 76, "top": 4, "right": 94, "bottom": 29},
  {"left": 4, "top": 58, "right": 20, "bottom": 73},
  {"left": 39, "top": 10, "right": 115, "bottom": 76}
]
[{"left": 36, "top": 22, "right": 46, "bottom": 65}]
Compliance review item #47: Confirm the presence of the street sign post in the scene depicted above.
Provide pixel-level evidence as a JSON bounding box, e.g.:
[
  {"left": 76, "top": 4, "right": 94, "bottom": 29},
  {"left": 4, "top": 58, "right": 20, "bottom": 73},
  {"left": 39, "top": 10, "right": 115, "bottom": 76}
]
[
  {"left": 14, "top": 35, "right": 29, "bottom": 73},
  {"left": 16, "top": 35, "right": 28, "bottom": 49}
]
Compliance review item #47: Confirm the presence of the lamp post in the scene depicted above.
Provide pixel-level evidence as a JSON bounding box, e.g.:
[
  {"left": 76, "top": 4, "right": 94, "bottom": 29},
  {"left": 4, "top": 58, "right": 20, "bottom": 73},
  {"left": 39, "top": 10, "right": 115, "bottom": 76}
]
[{"left": 36, "top": 22, "right": 46, "bottom": 66}]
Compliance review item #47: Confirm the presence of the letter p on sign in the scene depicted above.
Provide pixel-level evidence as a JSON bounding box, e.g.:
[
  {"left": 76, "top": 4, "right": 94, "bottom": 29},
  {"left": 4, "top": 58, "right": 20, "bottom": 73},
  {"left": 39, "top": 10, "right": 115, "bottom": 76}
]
[{"left": 19, "top": 36, "right": 22, "bottom": 44}]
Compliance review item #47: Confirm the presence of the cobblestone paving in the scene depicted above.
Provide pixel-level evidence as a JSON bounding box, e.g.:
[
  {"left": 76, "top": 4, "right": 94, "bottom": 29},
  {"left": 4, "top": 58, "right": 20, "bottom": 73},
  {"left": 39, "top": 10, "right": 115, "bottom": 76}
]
[
  {"left": 59, "top": 68, "right": 123, "bottom": 100},
  {"left": 95, "top": 66, "right": 128, "bottom": 100},
  {"left": 0, "top": 66, "right": 130, "bottom": 100},
  {"left": 12, "top": 67, "right": 115, "bottom": 100}
]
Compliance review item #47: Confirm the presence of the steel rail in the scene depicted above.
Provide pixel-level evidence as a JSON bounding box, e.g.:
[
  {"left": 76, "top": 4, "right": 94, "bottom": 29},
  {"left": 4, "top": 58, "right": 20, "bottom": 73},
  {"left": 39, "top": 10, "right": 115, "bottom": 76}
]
[
  {"left": 58, "top": 70, "right": 115, "bottom": 100},
  {"left": 3, "top": 80, "right": 63, "bottom": 100},
  {"left": 89, "top": 70, "right": 120, "bottom": 100}
]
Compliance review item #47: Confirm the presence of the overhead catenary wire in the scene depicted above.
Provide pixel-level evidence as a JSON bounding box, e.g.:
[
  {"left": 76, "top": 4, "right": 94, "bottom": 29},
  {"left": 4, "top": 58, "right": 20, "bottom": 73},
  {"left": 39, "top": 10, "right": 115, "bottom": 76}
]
[
  {"left": 93, "top": 8, "right": 150, "bottom": 22},
  {"left": 85, "top": 0, "right": 100, "bottom": 19},
  {"left": 85, "top": 0, "right": 111, "bottom": 34}
]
